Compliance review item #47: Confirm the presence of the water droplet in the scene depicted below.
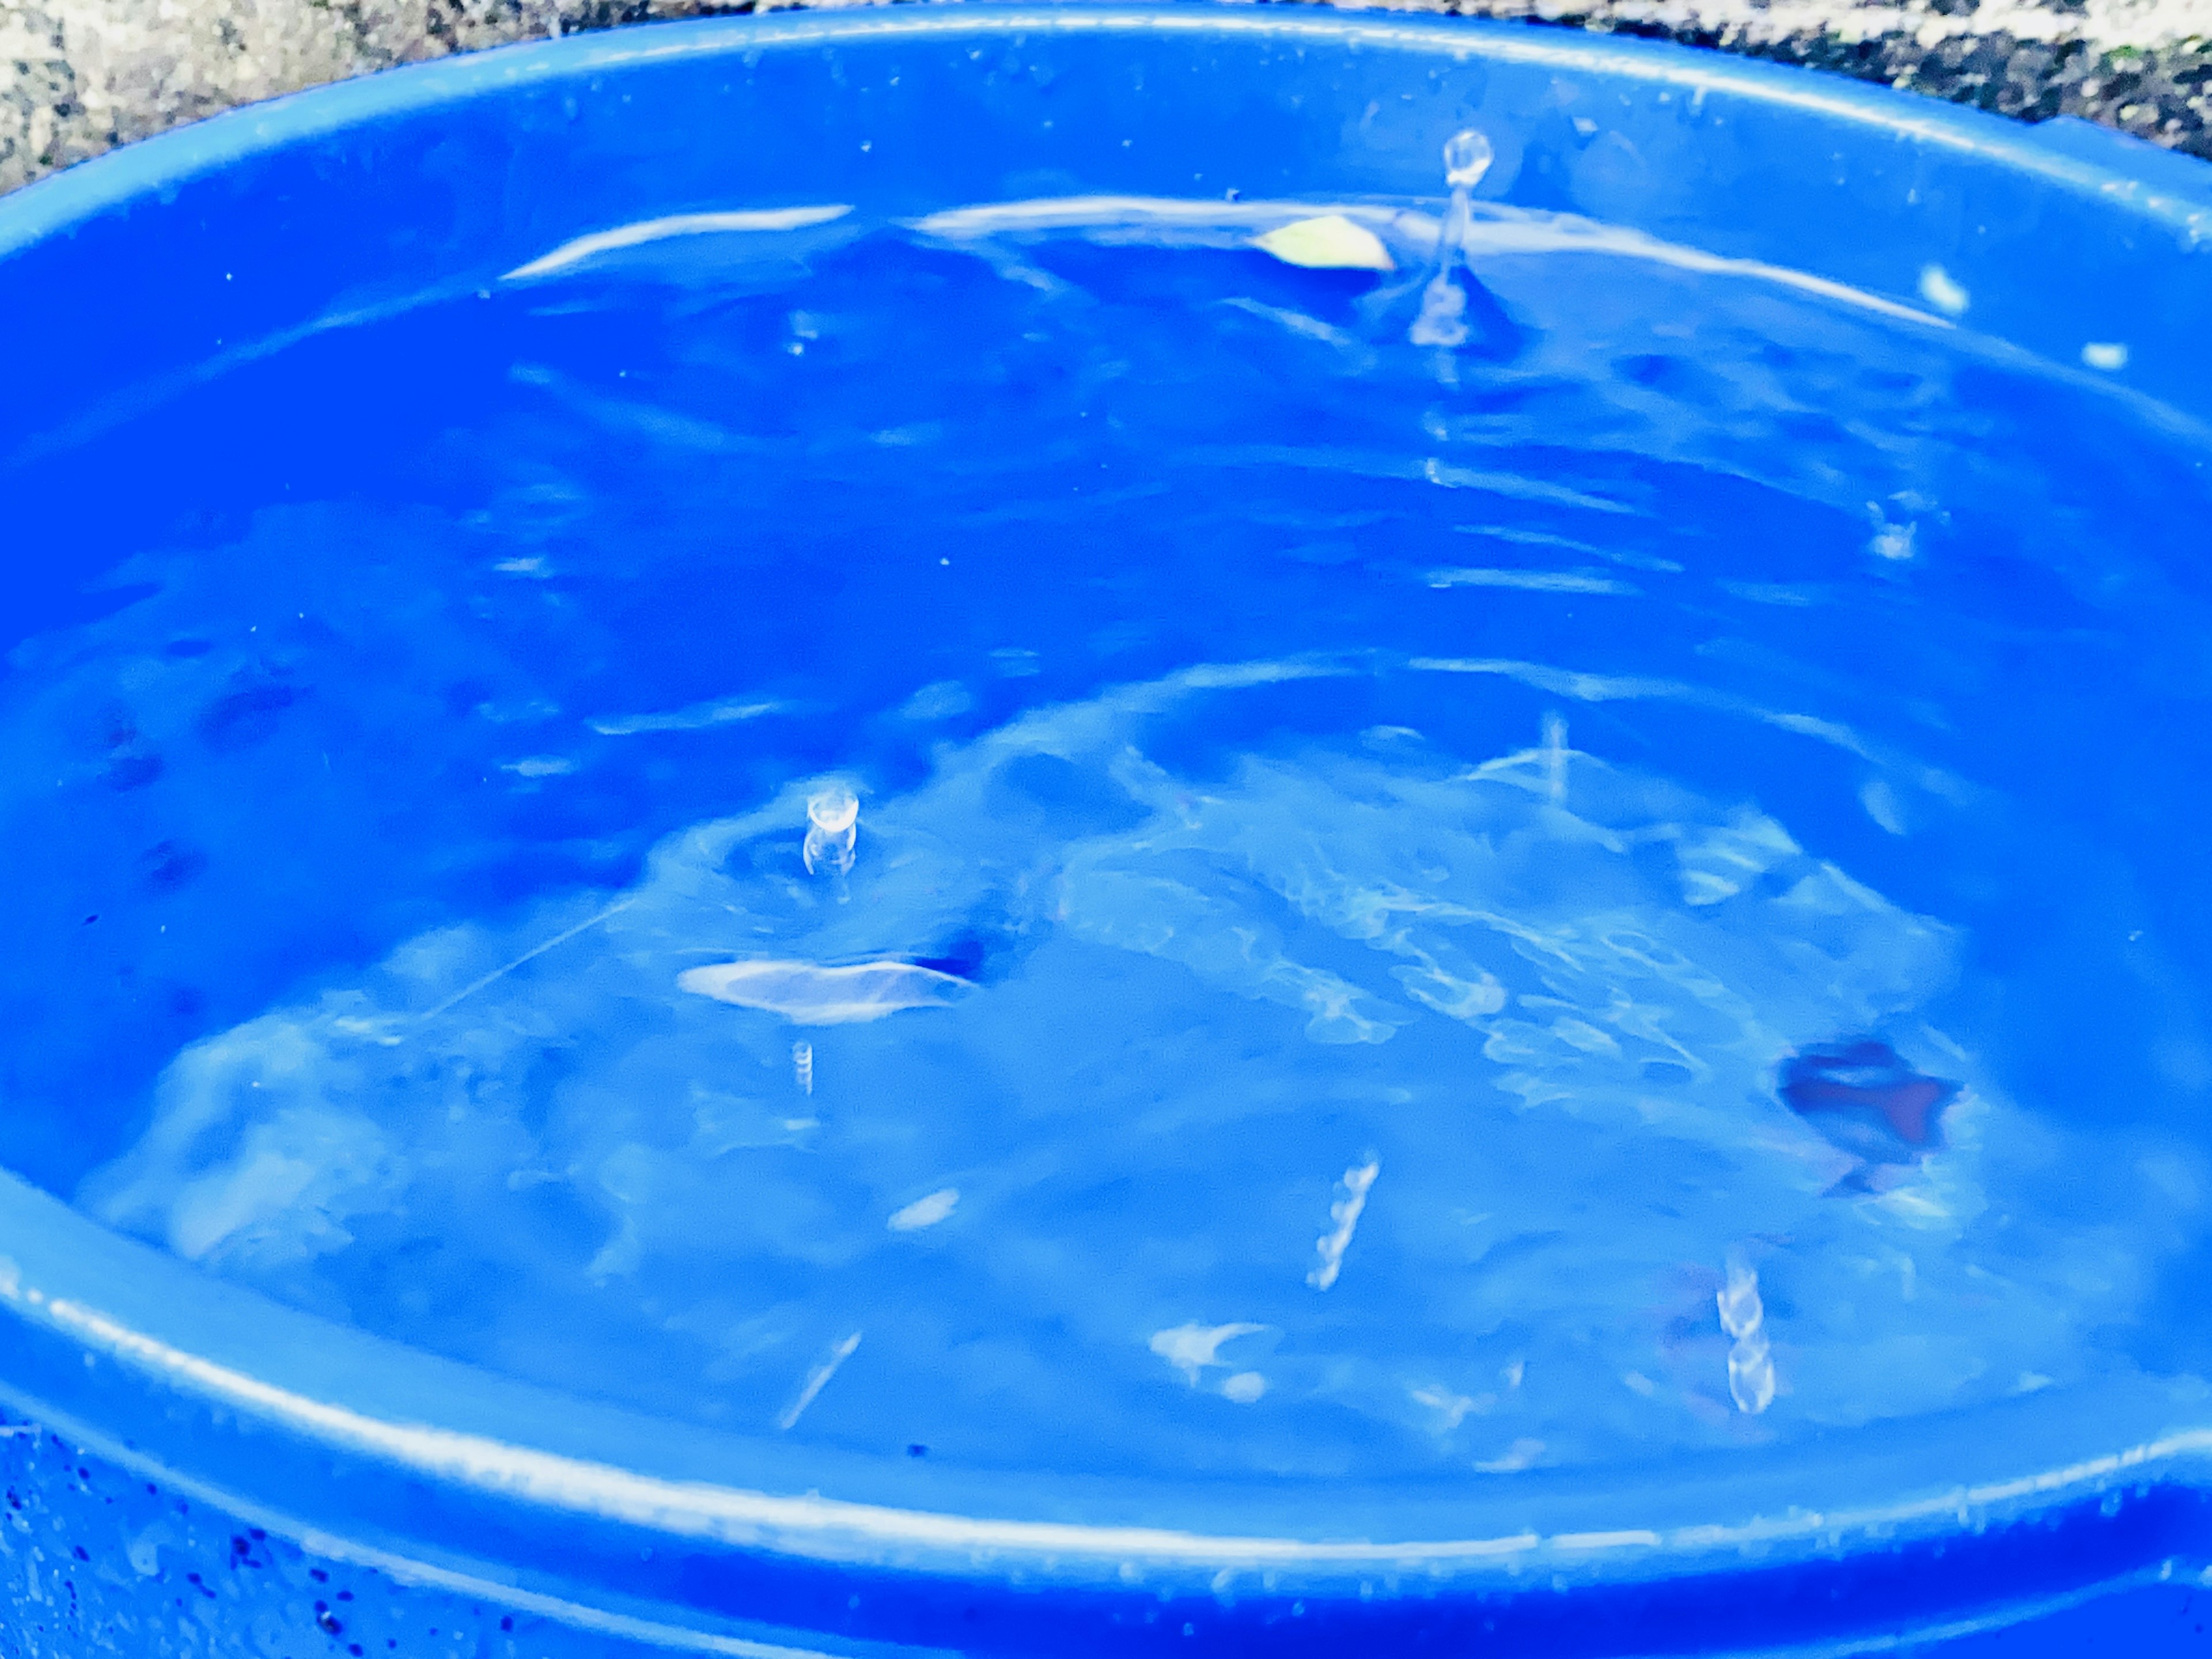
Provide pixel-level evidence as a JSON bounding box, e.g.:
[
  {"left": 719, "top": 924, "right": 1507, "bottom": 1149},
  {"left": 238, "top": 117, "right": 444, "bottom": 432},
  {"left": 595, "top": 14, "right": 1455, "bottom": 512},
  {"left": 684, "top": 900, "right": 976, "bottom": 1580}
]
[
  {"left": 1442, "top": 128, "right": 1494, "bottom": 190},
  {"left": 803, "top": 784, "right": 859, "bottom": 874},
  {"left": 1717, "top": 1256, "right": 1763, "bottom": 1339}
]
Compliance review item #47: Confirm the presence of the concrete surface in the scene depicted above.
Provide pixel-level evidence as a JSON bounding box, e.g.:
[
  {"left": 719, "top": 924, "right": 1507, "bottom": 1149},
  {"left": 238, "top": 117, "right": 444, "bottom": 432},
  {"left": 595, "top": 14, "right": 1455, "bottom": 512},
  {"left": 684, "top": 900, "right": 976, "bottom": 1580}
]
[{"left": 1, "top": 0, "right": 2209, "bottom": 199}]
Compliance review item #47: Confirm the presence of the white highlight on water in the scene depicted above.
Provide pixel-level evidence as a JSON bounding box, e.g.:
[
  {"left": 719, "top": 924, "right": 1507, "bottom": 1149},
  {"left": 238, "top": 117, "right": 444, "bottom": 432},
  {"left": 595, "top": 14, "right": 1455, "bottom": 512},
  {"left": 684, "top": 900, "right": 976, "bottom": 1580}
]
[
  {"left": 1450, "top": 211, "right": 1952, "bottom": 328},
  {"left": 1870, "top": 518, "right": 1918, "bottom": 562},
  {"left": 1412, "top": 654, "right": 1891, "bottom": 770},
  {"left": 1718, "top": 1253, "right": 1777, "bottom": 1415},
  {"left": 2082, "top": 341, "right": 2130, "bottom": 372},
  {"left": 1410, "top": 129, "right": 1495, "bottom": 349},
  {"left": 1308, "top": 1158, "right": 1381, "bottom": 1291},
  {"left": 503, "top": 206, "right": 854, "bottom": 281},
  {"left": 1250, "top": 214, "right": 1395, "bottom": 272},
  {"left": 915, "top": 192, "right": 1952, "bottom": 329},
  {"left": 791, "top": 1040, "right": 813, "bottom": 1096},
  {"left": 888, "top": 1189, "right": 960, "bottom": 1232},
  {"left": 1221, "top": 297, "right": 1361, "bottom": 350},
  {"left": 1861, "top": 778, "right": 1908, "bottom": 836},
  {"left": 802, "top": 785, "right": 860, "bottom": 876},
  {"left": 776, "top": 1330, "right": 862, "bottom": 1431},
  {"left": 677, "top": 960, "right": 971, "bottom": 1025},
  {"left": 897, "top": 680, "right": 975, "bottom": 721},
  {"left": 1918, "top": 264, "right": 1971, "bottom": 317},
  {"left": 1412, "top": 1384, "right": 1485, "bottom": 1429},
  {"left": 1150, "top": 1321, "right": 1267, "bottom": 1385},
  {"left": 910, "top": 195, "right": 1408, "bottom": 240},
  {"left": 1425, "top": 566, "right": 1634, "bottom": 595},
  {"left": 500, "top": 755, "right": 575, "bottom": 778},
  {"left": 1475, "top": 1437, "right": 1547, "bottom": 1473},
  {"left": 588, "top": 696, "right": 783, "bottom": 738}
]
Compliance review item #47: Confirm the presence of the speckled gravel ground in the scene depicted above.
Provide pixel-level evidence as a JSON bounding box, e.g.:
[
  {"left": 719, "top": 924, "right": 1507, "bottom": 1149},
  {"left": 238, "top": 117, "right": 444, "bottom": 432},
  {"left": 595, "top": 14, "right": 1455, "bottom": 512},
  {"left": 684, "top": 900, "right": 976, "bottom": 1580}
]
[{"left": 1, "top": 0, "right": 2208, "bottom": 198}]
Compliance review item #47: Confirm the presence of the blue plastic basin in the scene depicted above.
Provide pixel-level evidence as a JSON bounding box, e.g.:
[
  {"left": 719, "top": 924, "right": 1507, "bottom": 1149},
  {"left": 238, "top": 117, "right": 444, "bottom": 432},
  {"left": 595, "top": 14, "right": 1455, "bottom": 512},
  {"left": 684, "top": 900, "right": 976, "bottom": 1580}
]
[{"left": 3, "top": 6, "right": 2212, "bottom": 1655}]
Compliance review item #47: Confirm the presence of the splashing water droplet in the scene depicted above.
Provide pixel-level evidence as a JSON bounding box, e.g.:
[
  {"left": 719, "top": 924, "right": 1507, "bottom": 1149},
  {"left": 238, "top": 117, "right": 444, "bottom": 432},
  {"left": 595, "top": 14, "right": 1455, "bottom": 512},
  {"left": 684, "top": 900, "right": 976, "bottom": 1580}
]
[
  {"left": 802, "top": 783, "right": 860, "bottom": 874},
  {"left": 1718, "top": 1252, "right": 1776, "bottom": 1415},
  {"left": 1442, "top": 128, "right": 1494, "bottom": 190},
  {"left": 1541, "top": 713, "right": 1568, "bottom": 805},
  {"left": 1410, "top": 127, "right": 1495, "bottom": 350},
  {"left": 1409, "top": 277, "right": 1469, "bottom": 351},
  {"left": 808, "top": 785, "right": 859, "bottom": 834}
]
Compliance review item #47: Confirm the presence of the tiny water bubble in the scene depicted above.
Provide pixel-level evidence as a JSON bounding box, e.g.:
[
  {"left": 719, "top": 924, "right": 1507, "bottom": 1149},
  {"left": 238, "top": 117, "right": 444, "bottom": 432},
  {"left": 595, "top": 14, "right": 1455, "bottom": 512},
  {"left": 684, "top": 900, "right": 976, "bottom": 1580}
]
[{"left": 802, "top": 784, "right": 860, "bottom": 876}]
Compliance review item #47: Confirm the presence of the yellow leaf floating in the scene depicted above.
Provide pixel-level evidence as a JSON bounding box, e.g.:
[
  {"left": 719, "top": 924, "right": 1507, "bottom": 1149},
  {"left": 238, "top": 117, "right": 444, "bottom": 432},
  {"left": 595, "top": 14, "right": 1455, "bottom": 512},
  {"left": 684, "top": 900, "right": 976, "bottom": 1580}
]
[{"left": 1250, "top": 214, "right": 1395, "bottom": 273}]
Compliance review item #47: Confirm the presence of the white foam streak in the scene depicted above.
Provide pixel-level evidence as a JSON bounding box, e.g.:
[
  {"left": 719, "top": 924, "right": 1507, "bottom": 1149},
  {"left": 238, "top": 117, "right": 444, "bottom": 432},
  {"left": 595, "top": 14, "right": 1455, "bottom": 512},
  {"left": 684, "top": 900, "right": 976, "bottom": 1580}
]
[
  {"left": 777, "top": 1331, "right": 862, "bottom": 1432},
  {"left": 1150, "top": 1321, "right": 1268, "bottom": 1384},
  {"left": 1411, "top": 656, "right": 1883, "bottom": 764},
  {"left": 1308, "top": 1160, "right": 1381, "bottom": 1291},
  {"left": 911, "top": 196, "right": 1414, "bottom": 239},
  {"left": 503, "top": 207, "right": 854, "bottom": 280},
  {"left": 914, "top": 191, "right": 1950, "bottom": 328},
  {"left": 888, "top": 1190, "right": 960, "bottom": 1232},
  {"left": 419, "top": 899, "right": 632, "bottom": 1023},
  {"left": 588, "top": 697, "right": 783, "bottom": 737},
  {"left": 1426, "top": 567, "right": 1636, "bottom": 594},
  {"left": 1456, "top": 211, "right": 1952, "bottom": 328}
]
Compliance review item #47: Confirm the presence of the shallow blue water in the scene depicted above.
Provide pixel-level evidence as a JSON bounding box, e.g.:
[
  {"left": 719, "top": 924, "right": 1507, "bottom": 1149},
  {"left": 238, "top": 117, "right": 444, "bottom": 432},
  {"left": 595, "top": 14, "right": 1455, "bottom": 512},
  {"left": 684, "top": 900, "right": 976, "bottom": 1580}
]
[{"left": 7, "top": 191, "right": 2212, "bottom": 1489}]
